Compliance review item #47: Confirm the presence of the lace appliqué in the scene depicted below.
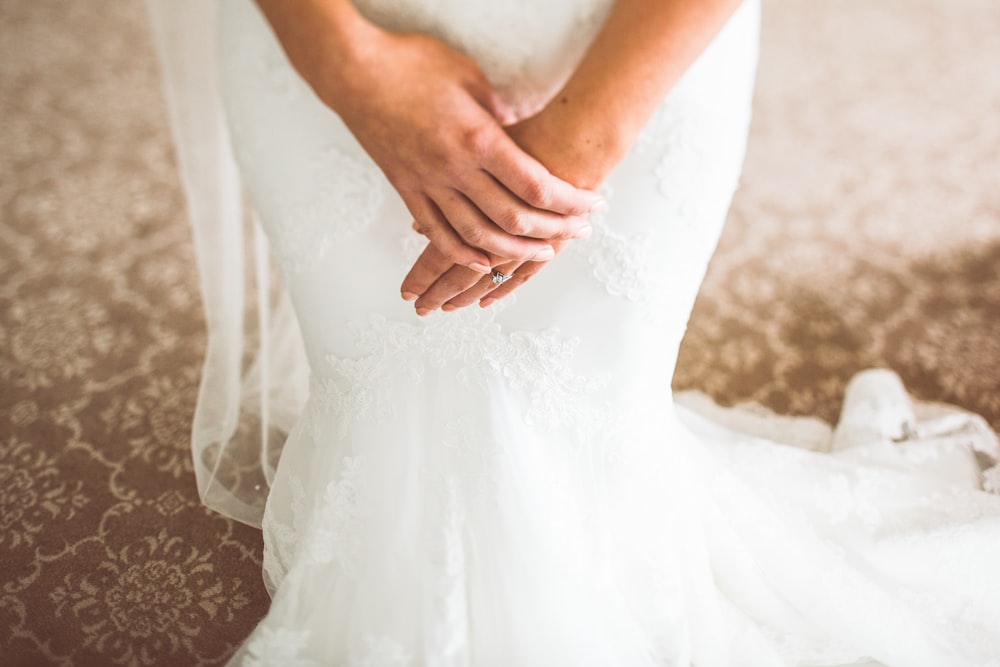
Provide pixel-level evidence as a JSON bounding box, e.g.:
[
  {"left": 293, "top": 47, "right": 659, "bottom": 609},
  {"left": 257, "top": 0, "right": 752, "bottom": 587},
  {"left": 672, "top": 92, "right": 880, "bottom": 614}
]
[
  {"left": 227, "top": 17, "right": 385, "bottom": 277},
  {"left": 647, "top": 104, "right": 737, "bottom": 223},
  {"left": 440, "top": 416, "right": 511, "bottom": 511},
  {"left": 263, "top": 147, "right": 384, "bottom": 276},
  {"left": 577, "top": 185, "right": 654, "bottom": 304},
  {"left": 262, "top": 453, "right": 365, "bottom": 587},
  {"left": 815, "top": 469, "right": 897, "bottom": 531},
  {"left": 314, "top": 309, "right": 610, "bottom": 439},
  {"left": 424, "top": 478, "right": 470, "bottom": 661}
]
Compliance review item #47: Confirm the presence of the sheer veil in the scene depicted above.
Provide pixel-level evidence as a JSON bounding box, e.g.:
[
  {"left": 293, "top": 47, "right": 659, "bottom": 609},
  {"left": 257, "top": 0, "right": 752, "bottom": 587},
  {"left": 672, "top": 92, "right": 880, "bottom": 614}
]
[{"left": 146, "top": 0, "right": 308, "bottom": 527}]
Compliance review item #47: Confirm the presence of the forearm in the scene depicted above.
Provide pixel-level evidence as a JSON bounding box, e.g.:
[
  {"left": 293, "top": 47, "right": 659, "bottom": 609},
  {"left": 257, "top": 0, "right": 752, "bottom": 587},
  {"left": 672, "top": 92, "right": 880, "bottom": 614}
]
[
  {"left": 253, "top": 0, "right": 381, "bottom": 110},
  {"left": 537, "top": 0, "right": 745, "bottom": 183}
]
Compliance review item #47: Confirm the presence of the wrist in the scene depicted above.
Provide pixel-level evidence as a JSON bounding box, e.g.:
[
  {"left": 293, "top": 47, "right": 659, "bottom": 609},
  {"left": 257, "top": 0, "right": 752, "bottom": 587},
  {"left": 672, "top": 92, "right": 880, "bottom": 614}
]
[
  {"left": 525, "top": 99, "right": 630, "bottom": 189},
  {"left": 311, "top": 2, "right": 386, "bottom": 90}
]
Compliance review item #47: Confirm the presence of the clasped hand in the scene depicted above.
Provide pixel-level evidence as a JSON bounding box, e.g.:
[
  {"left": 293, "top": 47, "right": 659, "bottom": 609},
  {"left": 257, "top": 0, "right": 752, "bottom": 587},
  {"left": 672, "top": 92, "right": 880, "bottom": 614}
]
[
  {"left": 399, "top": 113, "right": 607, "bottom": 315},
  {"left": 344, "top": 33, "right": 609, "bottom": 315},
  {"left": 320, "top": 32, "right": 601, "bottom": 314},
  {"left": 338, "top": 32, "right": 606, "bottom": 314}
]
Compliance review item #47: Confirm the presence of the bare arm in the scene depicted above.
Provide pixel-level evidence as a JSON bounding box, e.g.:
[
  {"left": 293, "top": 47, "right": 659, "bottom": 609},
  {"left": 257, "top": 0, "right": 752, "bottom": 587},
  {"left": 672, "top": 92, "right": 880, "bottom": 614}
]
[
  {"left": 401, "top": 0, "right": 745, "bottom": 312},
  {"left": 533, "top": 0, "right": 745, "bottom": 187},
  {"left": 254, "top": 0, "right": 602, "bottom": 273}
]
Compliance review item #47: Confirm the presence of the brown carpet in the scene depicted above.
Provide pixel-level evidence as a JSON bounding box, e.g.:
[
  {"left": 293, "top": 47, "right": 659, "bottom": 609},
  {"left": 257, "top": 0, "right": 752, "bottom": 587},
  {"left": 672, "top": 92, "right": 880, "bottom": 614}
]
[{"left": 1, "top": 1, "right": 997, "bottom": 665}]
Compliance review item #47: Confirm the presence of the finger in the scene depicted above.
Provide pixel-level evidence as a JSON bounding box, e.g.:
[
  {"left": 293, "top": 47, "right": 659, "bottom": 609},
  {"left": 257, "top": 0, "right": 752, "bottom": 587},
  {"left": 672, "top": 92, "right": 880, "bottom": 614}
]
[
  {"left": 483, "top": 137, "right": 604, "bottom": 216},
  {"left": 465, "top": 170, "right": 593, "bottom": 241},
  {"left": 433, "top": 188, "right": 557, "bottom": 262},
  {"left": 400, "top": 243, "right": 453, "bottom": 301},
  {"left": 445, "top": 260, "right": 524, "bottom": 309},
  {"left": 413, "top": 263, "right": 484, "bottom": 314},
  {"left": 480, "top": 259, "right": 547, "bottom": 307},
  {"left": 404, "top": 193, "right": 492, "bottom": 273},
  {"left": 479, "top": 237, "right": 569, "bottom": 307}
]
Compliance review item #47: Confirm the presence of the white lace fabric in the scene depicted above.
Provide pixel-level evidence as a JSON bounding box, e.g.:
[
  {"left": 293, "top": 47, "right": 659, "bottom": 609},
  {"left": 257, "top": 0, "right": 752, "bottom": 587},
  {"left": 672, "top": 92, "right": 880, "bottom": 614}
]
[{"left": 149, "top": 0, "right": 1000, "bottom": 664}]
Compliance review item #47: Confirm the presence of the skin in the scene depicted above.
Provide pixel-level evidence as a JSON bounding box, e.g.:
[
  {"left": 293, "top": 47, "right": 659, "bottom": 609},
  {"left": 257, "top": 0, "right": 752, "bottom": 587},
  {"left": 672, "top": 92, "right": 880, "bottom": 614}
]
[
  {"left": 254, "top": 0, "right": 604, "bottom": 275},
  {"left": 401, "top": 0, "right": 746, "bottom": 315}
]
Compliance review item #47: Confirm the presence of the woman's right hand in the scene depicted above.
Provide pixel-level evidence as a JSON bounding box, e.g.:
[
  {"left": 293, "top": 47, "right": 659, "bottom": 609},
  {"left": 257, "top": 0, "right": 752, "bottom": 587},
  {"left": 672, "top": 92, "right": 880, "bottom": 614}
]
[{"left": 255, "top": 0, "right": 602, "bottom": 273}]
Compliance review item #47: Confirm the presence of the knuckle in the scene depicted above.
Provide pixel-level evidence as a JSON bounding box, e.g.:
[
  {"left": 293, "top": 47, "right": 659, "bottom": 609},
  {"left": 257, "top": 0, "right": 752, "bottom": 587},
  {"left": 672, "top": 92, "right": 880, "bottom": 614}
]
[
  {"left": 461, "top": 124, "right": 493, "bottom": 159},
  {"left": 522, "top": 178, "right": 551, "bottom": 208},
  {"left": 462, "top": 225, "right": 489, "bottom": 249},
  {"left": 446, "top": 250, "right": 473, "bottom": 268},
  {"left": 437, "top": 241, "right": 469, "bottom": 266},
  {"left": 442, "top": 160, "right": 472, "bottom": 186},
  {"left": 510, "top": 267, "right": 537, "bottom": 286},
  {"left": 500, "top": 209, "right": 530, "bottom": 236},
  {"left": 550, "top": 224, "right": 574, "bottom": 240},
  {"left": 440, "top": 275, "right": 467, "bottom": 293}
]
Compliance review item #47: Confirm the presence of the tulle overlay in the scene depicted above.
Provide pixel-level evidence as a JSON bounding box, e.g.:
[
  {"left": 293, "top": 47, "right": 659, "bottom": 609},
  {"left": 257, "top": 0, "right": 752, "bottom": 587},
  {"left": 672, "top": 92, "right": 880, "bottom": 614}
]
[{"left": 211, "top": 0, "right": 1000, "bottom": 664}]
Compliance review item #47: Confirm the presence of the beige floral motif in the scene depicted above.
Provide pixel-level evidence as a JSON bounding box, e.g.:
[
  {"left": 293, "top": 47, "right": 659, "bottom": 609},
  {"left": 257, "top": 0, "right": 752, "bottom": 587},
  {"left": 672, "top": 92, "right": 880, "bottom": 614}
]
[
  {"left": 150, "top": 489, "right": 191, "bottom": 517},
  {"left": 0, "top": 436, "right": 88, "bottom": 549},
  {"left": 135, "top": 254, "right": 200, "bottom": 312},
  {"left": 50, "top": 528, "right": 251, "bottom": 667},
  {"left": 11, "top": 161, "right": 176, "bottom": 254},
  {"left": 1, "top": 287, "right": 115, "bottom": 390},
  {"left": 8, "top": 400, "right": 39, "bottom": 427},
  {"left": 102, "top": 372, "right": 198, "bottom": 477},
  {"left": 890, "top": 308, "right": 1000, "bottom": 417}
]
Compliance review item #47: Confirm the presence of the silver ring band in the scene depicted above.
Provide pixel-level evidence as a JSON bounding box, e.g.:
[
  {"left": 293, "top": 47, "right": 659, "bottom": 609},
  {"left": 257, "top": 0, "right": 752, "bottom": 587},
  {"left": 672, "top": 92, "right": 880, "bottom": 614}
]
[{"left": 491, "top": 269, "right": 514, "bottom": 286}]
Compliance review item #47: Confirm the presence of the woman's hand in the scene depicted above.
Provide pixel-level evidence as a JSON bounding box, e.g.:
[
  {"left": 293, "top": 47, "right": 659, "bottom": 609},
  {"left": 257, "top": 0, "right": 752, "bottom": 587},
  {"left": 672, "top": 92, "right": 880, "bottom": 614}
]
[
  {"left": 255, "top": 0, "right": 602, "bottom": 273},
  {"left": 399, "top": 111, "right": 618, "bottom": 314}
]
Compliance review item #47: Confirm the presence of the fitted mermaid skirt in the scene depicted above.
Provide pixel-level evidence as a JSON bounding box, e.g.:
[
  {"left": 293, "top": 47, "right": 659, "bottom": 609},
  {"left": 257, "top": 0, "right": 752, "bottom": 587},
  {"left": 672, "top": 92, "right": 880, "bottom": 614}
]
[{"left": 214, "top": 0, "right": 1000, "bottom": 664}]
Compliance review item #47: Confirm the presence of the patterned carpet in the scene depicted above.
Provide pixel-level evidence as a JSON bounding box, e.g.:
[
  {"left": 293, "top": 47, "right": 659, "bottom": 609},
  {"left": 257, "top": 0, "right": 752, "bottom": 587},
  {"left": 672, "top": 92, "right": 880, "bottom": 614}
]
[{"left": 1, "top": 1, "right": 997, "bottom": 665}]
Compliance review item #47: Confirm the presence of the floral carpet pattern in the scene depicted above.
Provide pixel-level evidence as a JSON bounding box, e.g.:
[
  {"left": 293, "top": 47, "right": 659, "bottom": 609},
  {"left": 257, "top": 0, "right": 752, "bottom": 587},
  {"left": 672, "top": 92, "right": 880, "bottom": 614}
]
[{"left": 1, "top": 0, "right": 997, "bottom": 665}]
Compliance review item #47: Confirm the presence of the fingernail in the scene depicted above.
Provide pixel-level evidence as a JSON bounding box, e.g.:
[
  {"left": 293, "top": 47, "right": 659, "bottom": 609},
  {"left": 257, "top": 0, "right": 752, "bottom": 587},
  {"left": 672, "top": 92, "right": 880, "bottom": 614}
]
[
  {"left": 532, "top": 246, "right": 555, "bottom": 261},
  {"left": 469, "top": 262, "right": 492, "bottom": 273},
  {"left": 416, "top": 307, "right": 432, "bottom": 317},
  {"left": 441, "top": 303, "right": 457, "bottom": 312},
  {"left": 480, "top": 298, "right": 497, "bottom": 308},
  {"left": 589, "top": 200, "right": 607, "bottom": 213},
  {"left": 401, "top": 291, "right": 419, "bottom": 301},
  {"left": 573, "top": 224, "right": 593, "bottom": 239}
]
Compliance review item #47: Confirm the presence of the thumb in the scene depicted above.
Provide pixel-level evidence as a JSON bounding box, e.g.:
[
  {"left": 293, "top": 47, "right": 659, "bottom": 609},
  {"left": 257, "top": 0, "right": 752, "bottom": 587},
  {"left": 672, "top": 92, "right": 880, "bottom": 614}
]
[{"left": 467, "top": 76, "right": 518, "bottom": 125}]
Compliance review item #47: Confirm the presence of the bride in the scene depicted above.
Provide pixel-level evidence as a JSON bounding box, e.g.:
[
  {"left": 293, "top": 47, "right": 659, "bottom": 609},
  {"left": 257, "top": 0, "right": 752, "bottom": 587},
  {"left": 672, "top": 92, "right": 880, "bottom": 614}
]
[{"left": 149, "top": 0, "right": 1000, "bottom": 665}]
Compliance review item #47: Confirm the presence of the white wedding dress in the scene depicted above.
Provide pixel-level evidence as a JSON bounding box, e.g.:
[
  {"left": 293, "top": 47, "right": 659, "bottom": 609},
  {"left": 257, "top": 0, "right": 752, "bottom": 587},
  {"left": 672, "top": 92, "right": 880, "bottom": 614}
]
[{"left": 208, "top": 0, "right": 1000, "bottom": 665}]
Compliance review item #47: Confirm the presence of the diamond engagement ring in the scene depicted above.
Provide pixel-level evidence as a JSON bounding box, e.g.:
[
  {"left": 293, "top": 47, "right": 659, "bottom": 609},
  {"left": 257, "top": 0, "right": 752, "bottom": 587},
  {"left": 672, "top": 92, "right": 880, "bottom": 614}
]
[{"left": 491, "top": 269, "right": 514, "bottom": 286}]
